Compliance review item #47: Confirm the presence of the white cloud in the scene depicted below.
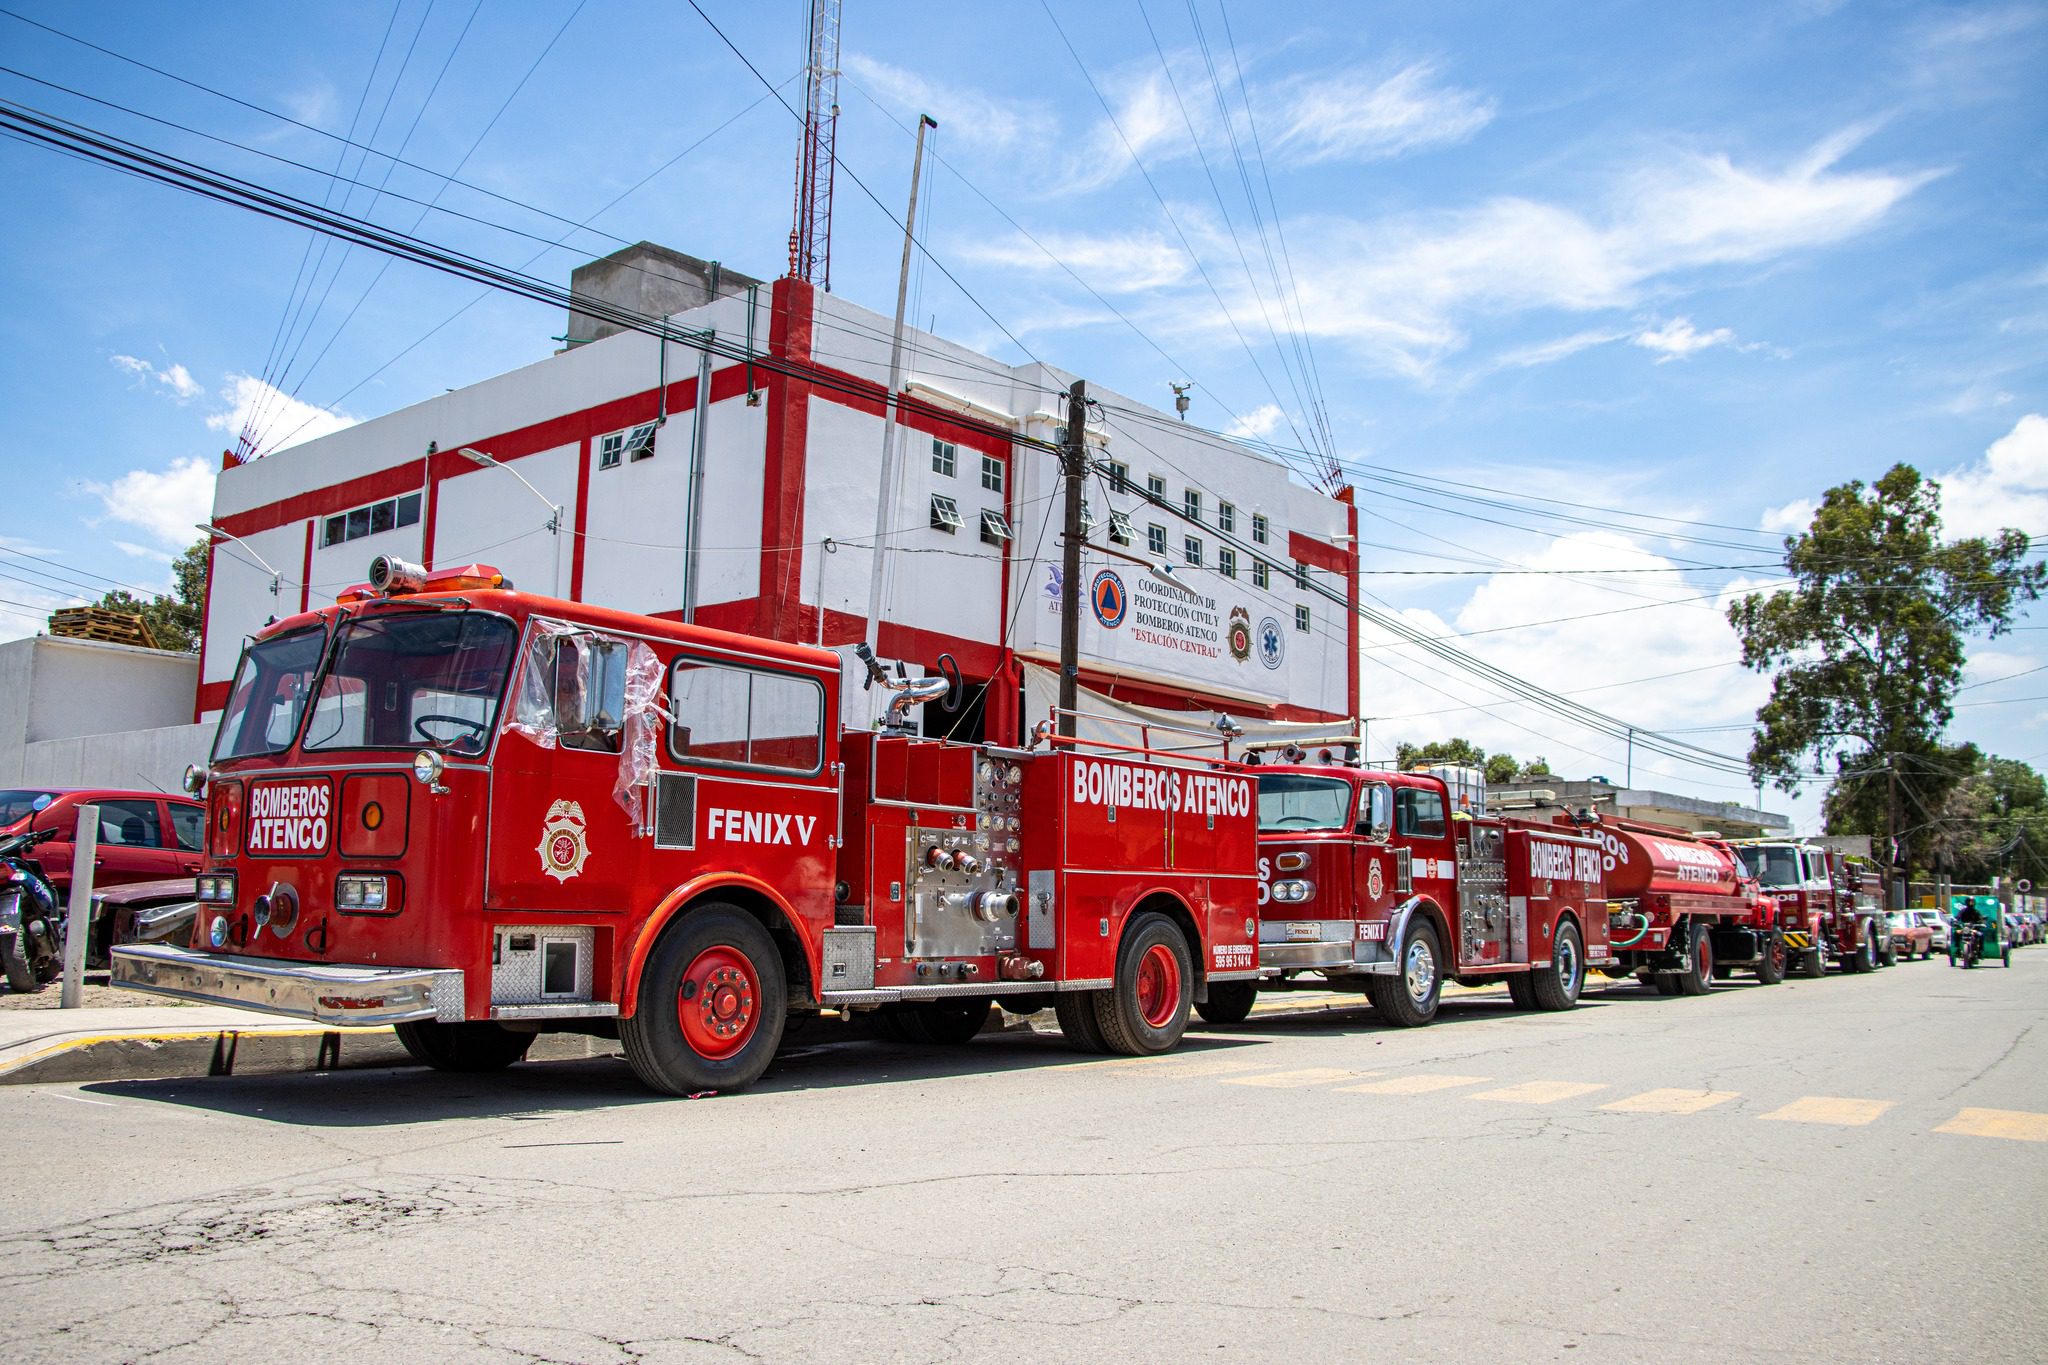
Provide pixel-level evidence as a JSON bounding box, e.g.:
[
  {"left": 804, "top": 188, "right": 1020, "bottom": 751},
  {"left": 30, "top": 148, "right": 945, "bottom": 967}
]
[
  {"left": 842, "top": 56, "right": 1057, "bottom": 154},
  {"left": 1759, "top": 498, "right": 1816, "bottom": 534},
  {"left": 1358, "top": 531, "right": 1769, "bottom": 791},
  {"left": 1491, "top": 329, "right": 1627, "bottom": 371},
  {"left": 1264, "top": 62, "right": 1494, "bottom": 165},
  {"left": 87, "top": 456, "right": 218, "bottom": 550},
  {"left": 958, "top": 230, "right": 1190, "bottom": 292},
  {"left": 203, "top": 373, "right": 357, "bottom": 453},
  {"left": 1226, "top": 404, "right": 1285, "bottom": 438},
  {"left": 110, "top": 353, "right": 203, "bottom": 401},
  {"left": 1632, "top": 317, "right": 1737, "bottom": 362},
  {"left": 1937, "top": 412, "right": 2048, "bottom": 539}
]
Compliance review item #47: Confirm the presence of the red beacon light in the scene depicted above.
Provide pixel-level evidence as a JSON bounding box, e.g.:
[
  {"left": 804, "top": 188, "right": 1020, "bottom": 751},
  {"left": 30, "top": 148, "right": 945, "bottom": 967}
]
[{"left": 340, "top": 557, "right": 511, "bottom": 602}]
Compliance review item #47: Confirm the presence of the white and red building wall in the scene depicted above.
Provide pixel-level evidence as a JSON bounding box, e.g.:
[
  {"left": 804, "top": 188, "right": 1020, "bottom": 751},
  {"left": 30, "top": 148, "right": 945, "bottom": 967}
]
[{"left": 199, "top": 275, "right": 1360, "bottom": 744}]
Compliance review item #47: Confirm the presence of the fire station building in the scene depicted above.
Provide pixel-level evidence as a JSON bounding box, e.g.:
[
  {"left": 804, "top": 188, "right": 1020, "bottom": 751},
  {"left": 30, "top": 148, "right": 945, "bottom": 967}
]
[{"left": 198, "top": 245, "right": 1361, "bottom": 745}]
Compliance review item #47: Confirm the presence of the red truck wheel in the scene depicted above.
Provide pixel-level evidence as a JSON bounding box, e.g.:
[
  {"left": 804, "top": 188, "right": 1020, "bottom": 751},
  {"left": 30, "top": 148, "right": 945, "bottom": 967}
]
[
  {"left": 1092, "top": 913, "right": 1193, "bottom": 1055},
  {"left": 394, "top": 1021, "right": 535, "bottom": 1072},
  {"left": 1755, "top": 934, "right": 1787, "bottom": 986},
  {"left": 1195, "top": 981, "right": 1257, "bottom": 1025},
  {"left": 621, "top": 905, "right": 787, "bottom": 1095},
  {"left": 1675, "top": 923, "right": 1713, "bottom": 996}
]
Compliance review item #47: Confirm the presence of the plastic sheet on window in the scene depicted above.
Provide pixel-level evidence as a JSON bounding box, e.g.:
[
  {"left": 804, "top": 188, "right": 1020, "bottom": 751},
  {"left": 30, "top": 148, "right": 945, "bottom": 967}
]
[
  {"left": 505, "top": 618, "right": 580, "bottom": 750},
  {"left": 613, "top": 639, "right": 672, "bottom": 827}
]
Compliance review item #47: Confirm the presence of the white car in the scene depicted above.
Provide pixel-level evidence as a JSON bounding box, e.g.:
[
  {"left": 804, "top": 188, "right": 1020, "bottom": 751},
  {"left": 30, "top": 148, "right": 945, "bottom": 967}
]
[{"left": 1914, "top": 910, "right": 1949, "bottom": 951}]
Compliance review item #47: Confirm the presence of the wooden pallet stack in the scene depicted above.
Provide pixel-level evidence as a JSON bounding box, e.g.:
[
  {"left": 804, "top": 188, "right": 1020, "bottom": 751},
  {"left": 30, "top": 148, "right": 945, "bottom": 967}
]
[{"left": 46, "top": 605, "right": 160, "bottom": 650}]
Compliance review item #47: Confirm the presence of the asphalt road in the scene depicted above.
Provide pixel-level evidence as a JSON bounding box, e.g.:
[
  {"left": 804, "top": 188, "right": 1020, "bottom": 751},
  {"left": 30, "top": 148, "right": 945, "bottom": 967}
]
[{"left": 2, "top": 953, "right": 2043, "bottom": 1364}]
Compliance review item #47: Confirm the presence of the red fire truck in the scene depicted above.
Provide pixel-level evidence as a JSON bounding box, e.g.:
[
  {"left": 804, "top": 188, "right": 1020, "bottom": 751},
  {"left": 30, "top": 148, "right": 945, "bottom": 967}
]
[
  {"left": 1729, "top": 841, "right": 1885, "bottom": 976},
  {"left": 1595, "top": 818, "right": 1787, "bottom": 991},
  {"left": 1203, "top": 758, "right": 1611, "bottom": 1027},
  {"left": 112, "top": 559, "right": 1260, "bottom": 1093}
]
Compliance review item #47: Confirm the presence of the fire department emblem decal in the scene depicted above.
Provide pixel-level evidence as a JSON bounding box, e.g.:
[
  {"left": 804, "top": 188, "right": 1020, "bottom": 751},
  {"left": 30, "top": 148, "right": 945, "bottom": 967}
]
[
  {"left": 538, "top": 799, "right": 590, "bottom": 883},
  {"left": 1367, "top": 860, "right": 1385, "bottom": 901},
  {"left": 1227, "top": 606, "right": 1253, "bottom": 663}
]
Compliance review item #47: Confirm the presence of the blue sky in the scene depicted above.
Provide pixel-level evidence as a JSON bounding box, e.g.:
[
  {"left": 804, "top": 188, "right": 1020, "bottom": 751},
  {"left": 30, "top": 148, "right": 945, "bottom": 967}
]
[{"left": 2, "top": 0, "right": 2045, "bottom": 830}]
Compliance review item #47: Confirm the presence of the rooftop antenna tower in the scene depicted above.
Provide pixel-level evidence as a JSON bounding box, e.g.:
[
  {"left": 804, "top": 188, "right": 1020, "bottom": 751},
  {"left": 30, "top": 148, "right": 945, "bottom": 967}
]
[{"left": 788, "top": 0, "right": 842, "bottom": 290}]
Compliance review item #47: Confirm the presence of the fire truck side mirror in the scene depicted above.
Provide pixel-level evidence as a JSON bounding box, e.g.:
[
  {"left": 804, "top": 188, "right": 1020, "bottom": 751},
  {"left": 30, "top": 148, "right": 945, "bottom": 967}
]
[{"left": 1358, "top": 782, "right": 1394, "bottom": 841}]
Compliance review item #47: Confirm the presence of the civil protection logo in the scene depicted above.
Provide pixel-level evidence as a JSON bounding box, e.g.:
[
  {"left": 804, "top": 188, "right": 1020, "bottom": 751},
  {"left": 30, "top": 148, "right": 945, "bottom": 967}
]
[
  {"left": 1091, "top": 569, "right": 1128, "bottom": 629},
  {"left": 1256, "top": 615, "right": 1285, "bottom": 670},
  {"left": 538, "top": 798, "right": 590, "bottom": 883},
  {"left": 1227, "top": 606, "right": 1252, "bottom": 663}
]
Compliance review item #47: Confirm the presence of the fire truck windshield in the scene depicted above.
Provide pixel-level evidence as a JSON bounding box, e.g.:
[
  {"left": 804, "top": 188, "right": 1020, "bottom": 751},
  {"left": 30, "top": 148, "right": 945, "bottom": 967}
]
[
  {"left": 1256, "top": 773, "right": 1354, "bottom": 831},
  {"left": 1735, "top": 844, "right": 1801, "bottom": 889},
  {"left": 212, "top": 625, "right": 328, "bottom": 761},
  {"left": 302, "top": 611, "right": 520, "bottom": 755}
]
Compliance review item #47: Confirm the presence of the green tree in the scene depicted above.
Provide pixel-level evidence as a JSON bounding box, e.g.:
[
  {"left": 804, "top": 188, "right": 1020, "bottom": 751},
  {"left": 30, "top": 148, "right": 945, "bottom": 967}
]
[
  {"left": 92, "top": 537, "right": 208, "bottom": 653},
  {"left": 1728, "top": 465, "right": 2044, "bottom": 873},
  {"left": 1394, "top": 737, "right": 1550, "bottom": 784}
]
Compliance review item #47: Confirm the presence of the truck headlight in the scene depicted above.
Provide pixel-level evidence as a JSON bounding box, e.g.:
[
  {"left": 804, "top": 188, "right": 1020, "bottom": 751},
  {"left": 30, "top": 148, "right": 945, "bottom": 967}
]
[
  {"left": 335, "top": 874, "right": 388, "bottom": 910},
  {"left": 1272, "top": 879, "right": 1314, "bottom": 903},
  {"left": 412, "top": 748, "right": 445, "bottom": 790},
  {"left": 196, "top": 873, "right": 236, "bottom": 904}
]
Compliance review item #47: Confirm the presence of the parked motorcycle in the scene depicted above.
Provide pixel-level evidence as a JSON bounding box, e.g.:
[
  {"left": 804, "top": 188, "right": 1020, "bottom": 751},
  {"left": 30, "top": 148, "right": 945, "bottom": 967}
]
[{"left": 0, "top": 827, "right": 64, "bottom": 992}]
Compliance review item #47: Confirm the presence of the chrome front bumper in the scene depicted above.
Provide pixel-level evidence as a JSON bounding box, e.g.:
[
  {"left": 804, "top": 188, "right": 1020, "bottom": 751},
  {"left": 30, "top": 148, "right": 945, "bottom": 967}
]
[{"left": 111, "top": 942, "right": 465, "bottom": 1027}]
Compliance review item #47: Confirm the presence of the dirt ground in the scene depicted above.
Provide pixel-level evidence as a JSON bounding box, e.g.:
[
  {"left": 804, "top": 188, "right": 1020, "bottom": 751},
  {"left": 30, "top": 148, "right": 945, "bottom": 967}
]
[{"left": 0, "top": 972, "right": 183, "bottom": 1010}]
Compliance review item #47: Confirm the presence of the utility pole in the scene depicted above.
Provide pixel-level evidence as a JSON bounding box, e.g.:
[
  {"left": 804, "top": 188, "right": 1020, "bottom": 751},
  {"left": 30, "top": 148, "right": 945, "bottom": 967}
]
[
  {"left": 1056, "top": 379, "right": 1088, "bottom": 737},
  {"left": 1887, "top": 751, "right": 1901, "bottom": 911},
  {"left": 860, "top": 113, "right": 937, "bottom": 685},
  {"left": 1625, "top": 727, "right": 1634, "bottom": 788}
]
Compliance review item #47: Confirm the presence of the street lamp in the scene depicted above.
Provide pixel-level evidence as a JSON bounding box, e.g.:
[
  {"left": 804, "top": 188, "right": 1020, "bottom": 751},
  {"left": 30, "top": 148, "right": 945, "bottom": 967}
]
[
  {"left": 458, "top": 447, "right": 565, "bottom": 598},
  {"left": 196, "top": 522, "right": 283, "bottom": 620}
]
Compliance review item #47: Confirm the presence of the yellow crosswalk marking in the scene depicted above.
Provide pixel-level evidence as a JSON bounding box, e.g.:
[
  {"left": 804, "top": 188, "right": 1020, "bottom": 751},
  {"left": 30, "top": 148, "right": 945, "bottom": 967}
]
[
  {"left": 1471, "top": 1080, "right": 1608, "bottom": 1105},
  {"left": 1600, "top": 1088, "right": 1740, "bottom": 1115},
  {"left": 1934, "top": 1108, "right": 2048, "bottom": 1142},
  {"left": 1098, "top": 1053, "right": 1266, "bottom": 1077},
  {"left": 1224, "top": 1067, "right": 1377, "bottom": 1088},
  {"left": 1339, "top": 1073, "right": 1491, "bottom": 1095},
  {"left": 1760, "top": 1096, "right": 1894, "bottom": 1126}
]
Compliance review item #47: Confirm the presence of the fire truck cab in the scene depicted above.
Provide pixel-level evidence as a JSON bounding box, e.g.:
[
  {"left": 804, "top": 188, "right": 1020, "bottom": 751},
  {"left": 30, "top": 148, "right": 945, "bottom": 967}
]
[
  {"left": 1729, "top": 841, "right": 1883, "bottom": 977},
  {"left": 113, "top": 560, "right": 1259, "bottom": 1094},
  {"left": 1226, "top": 756, "right": 1610, "bottom": 1028}
]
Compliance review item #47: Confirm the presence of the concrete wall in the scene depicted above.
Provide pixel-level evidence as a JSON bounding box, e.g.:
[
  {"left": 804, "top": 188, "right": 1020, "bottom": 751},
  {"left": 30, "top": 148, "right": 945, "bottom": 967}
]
[
  {"left": 566, "top": 243, "right": 762, "bottom": 346},
  {"left": 0, "top": 636, "right": 208, "bottom": 791}
]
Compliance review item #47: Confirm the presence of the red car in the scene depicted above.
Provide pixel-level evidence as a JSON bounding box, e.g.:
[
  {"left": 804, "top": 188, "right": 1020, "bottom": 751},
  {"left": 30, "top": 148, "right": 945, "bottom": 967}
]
[{"left": 0, "top": 788, "right": 206, "bottom": 902}]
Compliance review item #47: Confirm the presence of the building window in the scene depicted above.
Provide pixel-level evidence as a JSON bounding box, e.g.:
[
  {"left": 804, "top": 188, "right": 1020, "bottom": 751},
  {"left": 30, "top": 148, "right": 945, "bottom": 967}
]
[
  {"left": 1147, "top": 473, "right": 1166, "bottom": 500},
  {"left": 932, "top": 438, "right": 956, "bottom": 477},
  {"left": 1184, "top": 535, "right": 1203, "bottom": 567},
  {"left": 1184, "top": 489, "right": 1201, "bottom": 522},
  {"left": 1294, "top": 562, "right": 1310, "bottom": 590},
  {"left": 930, "top": 494, "right": 962, "bottom": 533},
  {"left": 979, "top": 509, "right": 1011, "bottom": 545},
  {"left": 323, "top": 491, "right": 422, "bottom": 548},
  {"left": 1251, "top": 512, "right": 1268, "bottom": 545},
  {"left": 1105, "top": 459, "right": 1130, "bottom": 493},
  {"left": 1218, "top": 547, "right": 1236, "bottom": 579},
  {"left": 1252, "top": 559, "right": 1269, "bottom": 590},
  {"left": 1219, "top": 501, "right": 1236, "bottom": 534},
  {"left": 1295, "top": 604, "right": 1311, "bottom": 633},
  {"left": 1108, "top": 511, "right": 1134, "bottom": 546},
  {"left": 597, "top": 423, "right": 657, "bottom": 469},
  {"left": 1146, "top": 524, "right": 1167, "bottom": 557},
  {"left": 980, "top": 454, "right": 1004, "bottom": 492}
]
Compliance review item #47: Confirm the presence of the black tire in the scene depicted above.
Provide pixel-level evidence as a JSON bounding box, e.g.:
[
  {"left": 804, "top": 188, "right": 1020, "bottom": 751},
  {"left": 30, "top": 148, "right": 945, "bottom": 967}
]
[
  {"left": 1054, "top": 989, "right": 1109, "bottom": 1053},
  {"left": 1710, "top": 963, "right": 1732, "bottom": 981},
  {"left": 1755, "top": 932, "right": 1787, "bottom": 986},
  {"left": 619, "top": 905, "right": 787, "bottom": 1096},
  {"left": 1194, "top": 980, "right": 1257, "bottom": 1025},
  {"left": 1366, "top": 918, "right": 1443, "bottom": 1027},
  {"left": 1800, "top": 946, "right": 1828, "bottom": 978},
  {"left": 1675, "top": 921, "right": 1713, "bottom": 996},
  {"left": 1092, "top": 913, "right": 1193, "bottom": 1056},
  {"left": 1530, "top": 920, "right": 1585, "bottom": 1011},
  {"left": 1880, "top": 938, "right": 1898, "bottom": 967},
  {"left": 1504, "top": 972, "right": 1538, "bottom": 1009},
  {"left": 2003, "top": 949, "right": 2012, "bottom": 968},
  {"left": 892, "top": 997, "right": 993, "bottom": 1044},
  {"left": 393, "top": 1021, "right": 535, "bottom": 1072},
  {"left": 1652, "top": 973, "right": 1680, "bottom": 996}
]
